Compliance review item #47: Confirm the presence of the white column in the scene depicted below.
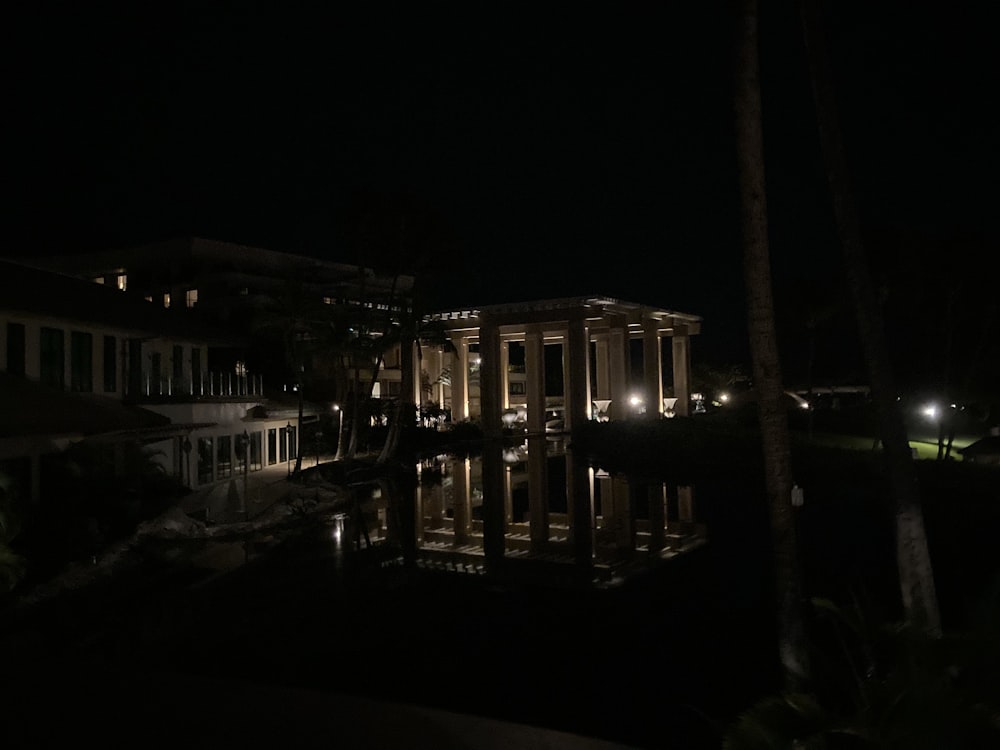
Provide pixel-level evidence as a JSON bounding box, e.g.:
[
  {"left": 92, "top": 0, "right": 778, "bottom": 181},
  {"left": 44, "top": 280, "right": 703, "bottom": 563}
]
[
  {"left": 501, "top": 338, "right": 510, "bottom": 410},
  {"left": 594, "top": 332, "right": 610, "bottom": 400},
  {"left": 451, "top": 336, "right": 469, "bottom": 421},
  {"left": 672, "top": 324, "right": 691, "bottom": 417},
  {"left": 564, "top": 317, "right": 590, "bottom": 432},
  {"left": 411, "top": 340, "right": 422, "bottom": 408},
  {"left": 643, "top": 317, "right": 663, "bottom": 418}
]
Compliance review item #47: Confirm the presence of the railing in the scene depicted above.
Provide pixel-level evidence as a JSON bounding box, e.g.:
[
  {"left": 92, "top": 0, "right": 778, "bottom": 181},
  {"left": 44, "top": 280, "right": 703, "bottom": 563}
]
[{"left": 141, "top": 372, "right": 264, "bottom": 398}]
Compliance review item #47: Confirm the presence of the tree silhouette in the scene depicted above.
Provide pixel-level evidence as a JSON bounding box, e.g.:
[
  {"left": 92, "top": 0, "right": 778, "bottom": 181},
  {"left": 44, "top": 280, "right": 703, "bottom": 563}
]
[
  {"left": 800, "top": 0, "right": 941, "bottom": 637},
  {"left": 733, "top": 0, "right": 810, "bottom": 689}
]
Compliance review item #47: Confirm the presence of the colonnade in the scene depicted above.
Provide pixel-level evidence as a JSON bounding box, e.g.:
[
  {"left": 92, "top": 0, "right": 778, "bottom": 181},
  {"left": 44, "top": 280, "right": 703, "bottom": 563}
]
[{"left": 423, "top": 297, "right": 702, "bottom": 432}]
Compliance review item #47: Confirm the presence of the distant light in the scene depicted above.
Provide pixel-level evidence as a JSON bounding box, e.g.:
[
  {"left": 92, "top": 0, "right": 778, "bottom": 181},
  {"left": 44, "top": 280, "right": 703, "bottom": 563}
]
[
  {"left": 629, "top": 394, "right": 642, "bottom": 407},
  {"left": 922, "top": 404, "right": 938, "bottom": 421},
  {"left": 800, "top": 400, "right": 811, "bottom": 410},
  {"left": 719, "top": 392, "right": 730, "bottom": 404}
]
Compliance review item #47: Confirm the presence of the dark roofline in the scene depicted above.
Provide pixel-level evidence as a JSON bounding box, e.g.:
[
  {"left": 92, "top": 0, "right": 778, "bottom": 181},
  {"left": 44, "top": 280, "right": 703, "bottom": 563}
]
[
  {"left": 19, "top": 236, "right": 415, "bottom": 294},
  {"left": 0, "top": 372, "right": 172, "bottom": 438}
]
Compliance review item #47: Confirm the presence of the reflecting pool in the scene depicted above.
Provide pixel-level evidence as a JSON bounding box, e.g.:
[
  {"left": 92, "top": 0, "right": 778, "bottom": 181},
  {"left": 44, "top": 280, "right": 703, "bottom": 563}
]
[{"left": 334, "top": 436, "right": 707, "bottom": 590}]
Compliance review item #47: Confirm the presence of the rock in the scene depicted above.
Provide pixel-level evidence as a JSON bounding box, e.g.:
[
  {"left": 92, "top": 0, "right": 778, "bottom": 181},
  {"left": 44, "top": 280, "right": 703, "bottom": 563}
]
[{"left": 137, "top": 506, "right": 206, "bottom": 538}]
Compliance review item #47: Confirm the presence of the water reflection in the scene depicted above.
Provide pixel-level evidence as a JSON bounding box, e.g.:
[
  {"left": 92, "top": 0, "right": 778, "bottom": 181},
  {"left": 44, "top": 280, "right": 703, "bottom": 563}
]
[
  {"left": 356, "top": 437, "right": 707, "bottom": 589},
  {"left": 148, "top": 440, "right": 707, "bottom": 591}
]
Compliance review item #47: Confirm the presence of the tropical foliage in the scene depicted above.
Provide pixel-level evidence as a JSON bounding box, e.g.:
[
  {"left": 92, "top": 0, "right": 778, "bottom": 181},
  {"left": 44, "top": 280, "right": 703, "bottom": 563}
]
[
  {"left": 0, "top": 473, "right": 26, "bottom": 594},
  {"left": 723, "top": 595, "right": 1000, "bottom": 749}
]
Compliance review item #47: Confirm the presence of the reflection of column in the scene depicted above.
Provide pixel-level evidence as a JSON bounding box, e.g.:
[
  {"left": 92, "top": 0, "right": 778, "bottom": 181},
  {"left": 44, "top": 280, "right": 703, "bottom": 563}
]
[
  {"left": 565, "top": 317, "right": 590, "bottom": 431},
  {"left": 608, "top": 315, "right": 630, "bottom": 421},
  {"left": 428, "top": 478, "right": 444, "bottom": 529},
  {"left": 647, "top": 483, "right": 666, "bottom": 552},
  {"left": 414, "top": 481, "right": 425, "bottom": 545},
  {"left": 595, "top": 472, "right": 612, "bottom": 537},
  {"left": 527, "top": 435, "right": 548, "bottom": 550},
  {"left": 525, "top": 326, "right": 545, "bottom": 435},
  {"left": 643, "top": 317, "right": 663, "bottom": 418},
  {"left": 452, "top": 457, "right": 470, "bottom": 544},
  {"left": 672, "top": 324, "right": 691, "bottom": 418},
  {"left": 678, "top": 485, "right": 694, "bottom": 524},
  {"left": 504, "top": 465, "right": 513, "bottom": 526},
  {"left": 613, "top": 477, "right": 633, "bottom": 550},
  {"left": 567, "top": 449, "right": 593, "bottom": 566},
  {"left": 452, "top": 336, "right": 469, "bottom": 421},
  {"left": 482, "top": 446, "right": 507, "bottom": 570}
]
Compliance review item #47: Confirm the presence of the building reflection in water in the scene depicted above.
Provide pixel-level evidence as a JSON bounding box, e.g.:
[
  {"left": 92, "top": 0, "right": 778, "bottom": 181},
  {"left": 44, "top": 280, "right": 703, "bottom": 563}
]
[{"left": 345, "top": 436, "right": 707, "bottom": 589}]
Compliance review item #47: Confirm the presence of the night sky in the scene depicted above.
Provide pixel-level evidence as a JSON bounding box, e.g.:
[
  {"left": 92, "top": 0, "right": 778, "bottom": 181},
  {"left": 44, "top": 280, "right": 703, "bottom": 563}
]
[{"left": 6, "top": 1, "right": 997, "bottom": 380}]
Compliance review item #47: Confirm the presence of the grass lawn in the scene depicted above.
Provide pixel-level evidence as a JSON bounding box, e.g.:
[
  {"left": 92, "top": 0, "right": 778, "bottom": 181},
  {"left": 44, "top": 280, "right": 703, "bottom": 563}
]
[{"left": 804, "top": 430, "right": 975, "bottom": 460}]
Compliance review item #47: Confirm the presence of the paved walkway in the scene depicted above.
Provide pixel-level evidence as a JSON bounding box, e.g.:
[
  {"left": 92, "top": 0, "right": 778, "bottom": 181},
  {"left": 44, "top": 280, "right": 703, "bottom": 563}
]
[{"left": 182, "top": 452, "right": 344, "bottom": 524}]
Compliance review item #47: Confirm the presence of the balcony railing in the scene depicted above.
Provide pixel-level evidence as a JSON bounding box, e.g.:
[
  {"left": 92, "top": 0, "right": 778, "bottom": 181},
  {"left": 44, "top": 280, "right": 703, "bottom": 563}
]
[{"left": 140, "top": 371, "right": 264, "bottom": 399}]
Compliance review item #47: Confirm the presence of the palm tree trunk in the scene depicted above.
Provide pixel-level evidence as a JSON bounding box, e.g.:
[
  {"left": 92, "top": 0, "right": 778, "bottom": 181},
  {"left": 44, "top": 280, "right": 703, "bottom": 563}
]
[
  {"left": 734, "top": 0, "right": 810, "bottom": 689},
  {"left": 799, "top": 0, "right": 941, "bottom": 636}
]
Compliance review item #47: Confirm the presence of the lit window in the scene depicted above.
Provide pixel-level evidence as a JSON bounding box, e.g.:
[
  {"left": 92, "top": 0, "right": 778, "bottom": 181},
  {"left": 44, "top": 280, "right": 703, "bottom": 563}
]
[
  {"left": 93, "top": 276, "right": 105, "bottom": 285},
  {"left": 185, "top": 289, "right": 198, "bottom": 307},
  {"left": 116, "top": 274, "right": 127, "bottom": 291},
  {"left": 235, "top": 361, "right": 247, "bottom": 376},
  {"left": 323, "top": 296, "right": 334, "bottom": 305},
  {"left": 162, "top": 293, "right": 170, "bottom": 308},
  {"left": 144, "top": 295, "right": 153, "bottom": 302}
]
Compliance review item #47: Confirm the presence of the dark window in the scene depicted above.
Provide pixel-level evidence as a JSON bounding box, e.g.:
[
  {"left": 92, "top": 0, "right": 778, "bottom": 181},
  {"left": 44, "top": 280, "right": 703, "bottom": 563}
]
[
  {"left": 235, "top": 433, "right": 247, "bottom": 473},
  {"left": 387, "top": 380, "right": 402, "bottom": 396},
  {"left": 6, "top": 322, "right": 25, "bottom": 376},
  {"left": 191, "top": 347, "right": 202, "bottom": 394},
  {"left": 103, "top": 336, "right": 117, "bottom": 392},
  {"left": 267, "top": 428, "right": 277, "bottom": 465},
  {"left": 172, "top": 345, "right": 184, "bottom": 385},
  {"left": 150, "top": 352, "right": 161, "bottom": 395},
  {"left": 216, "top": 435, "right": 232, "bottom": 479},
  {"left": 39, "top": 327, "right": 64, "bottom": 388},
  {"left": 509, "top": 381, "right": 526, "bottom": 395},
  {"left": 250, "top": 432, "right": 262, "bottom": 471},
  {"left": 197, "top": 437, "right": 213, "bottom": 484},
  {"left": 127, "top": 339, "right": 142, "bottom": 398},
  {"left": 70, "top": 331, "right": 93, "bottom": 392}
]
